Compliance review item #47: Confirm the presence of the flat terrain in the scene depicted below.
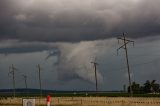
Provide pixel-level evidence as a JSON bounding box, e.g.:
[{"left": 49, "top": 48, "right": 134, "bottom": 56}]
[{"left": 1, "top": 97, "right": 160, "bottom": 106}]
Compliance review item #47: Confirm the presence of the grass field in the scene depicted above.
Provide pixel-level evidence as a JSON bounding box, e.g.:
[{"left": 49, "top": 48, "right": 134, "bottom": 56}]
[
  {"left": 1, "top": 92, "right": 160, "bottom": 97},
  {"left": 1, "top": 92, "right": 160, "bottom": 106},
  {"left": 1, "top": 97, "right": 160, "bottom": 106}
]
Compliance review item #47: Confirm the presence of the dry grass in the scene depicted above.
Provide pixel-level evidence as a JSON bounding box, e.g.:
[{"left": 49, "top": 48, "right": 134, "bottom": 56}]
[{"left": 1, "top": 97, "right": 160, "bottom": 106}]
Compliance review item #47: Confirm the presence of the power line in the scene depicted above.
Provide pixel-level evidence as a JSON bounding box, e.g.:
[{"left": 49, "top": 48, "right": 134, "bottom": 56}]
[
  {"left": 101, "top": 56, "right": 160, "bottom": 73},
  {"left": 117, "top": 33, "right": 134, "bottom": 97}
]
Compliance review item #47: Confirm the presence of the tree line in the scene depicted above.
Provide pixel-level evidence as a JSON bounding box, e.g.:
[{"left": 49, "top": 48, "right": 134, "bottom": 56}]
[{"left": 128, "top": 80, "right": 160, "bottom": 94}]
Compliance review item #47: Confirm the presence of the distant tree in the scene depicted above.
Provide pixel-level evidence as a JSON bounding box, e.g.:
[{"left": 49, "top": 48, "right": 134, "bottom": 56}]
[
  {"left": 152, "top": 84, "right": 159, "bottom": 93},
  {"left": 140, "top": 86, "right": 145, "bottom": 93},
  {"left": 128, "top": 82, "right": 141, "bottom": 93},
  {"left": 143, "top": 80, "right": 160, "bottom": 93},
  {"left": 132, "top": 82, "right": 141, "bottom": 93},
  {"left": 143, "top": 80, "right": 151, "bottom": 93},
  {"left": 151, "top": 80, "right": 159, "bottom": 93},
  {"left": 127, "top": 80, "right": 160, "bottom": 94}
]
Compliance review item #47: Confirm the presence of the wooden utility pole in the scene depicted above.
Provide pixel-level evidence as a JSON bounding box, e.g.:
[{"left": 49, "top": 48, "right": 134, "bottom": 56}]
[
  {"left": 117, "top": 33, "right": 134, "bottom": 96},
  {"left": 91, "top": 58, "right": 99, "bottom": 92},
  {"left": 37, "top": 64, "right": 42, "bottom": 98},
  {"left": 22, "top": 75, "right": 28, "bottom": 89},
  {"left": 22, "top": 74, "right": 28, "bottom": 96},
  {"left": 9, "top": 64, "right": 17, "bottom": 98}
]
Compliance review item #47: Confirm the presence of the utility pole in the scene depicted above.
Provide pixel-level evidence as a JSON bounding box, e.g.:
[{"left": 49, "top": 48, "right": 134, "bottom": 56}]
[
  {"left": 117, "top": 33, "right": 134, "bottom": 96},
  {"left": 22, "top": 74, "right": 28, "bottom": 97},
  {"left": 22, "top": 75, "right": 28, "bottom": 89},
  {"left": 8, "top": 64, "right": 17, "bottom": 98},
  {"left": 123, "top": 84, "right": 126, "bottom": 93},
  {"left": 37, "top": 64, "right": 42, "bottom": 98},
  {"left": 91, "top": 58, "right": 99, "bottom": 92}
]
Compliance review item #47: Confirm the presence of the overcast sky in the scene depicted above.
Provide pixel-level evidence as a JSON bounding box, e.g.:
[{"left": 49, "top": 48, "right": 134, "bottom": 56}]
[{"left": 0, "top": 0, "right": 160, "bottom": 91}]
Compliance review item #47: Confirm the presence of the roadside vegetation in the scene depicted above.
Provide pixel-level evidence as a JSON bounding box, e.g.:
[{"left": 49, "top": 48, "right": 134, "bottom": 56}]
[{"left": 129, "top": 80, "right": 160, "bottom": 94}]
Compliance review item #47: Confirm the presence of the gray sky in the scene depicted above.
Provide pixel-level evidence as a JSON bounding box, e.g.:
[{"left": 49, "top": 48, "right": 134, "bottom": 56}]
[{"left": 0, "top": 0, "right": 160, "bottom": 91}]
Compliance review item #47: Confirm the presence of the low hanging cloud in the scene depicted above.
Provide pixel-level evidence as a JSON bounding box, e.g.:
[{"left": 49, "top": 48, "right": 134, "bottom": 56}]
[
  {"left": 0, "top": 40, "right": 57, "bottom": 54},
  {"left": 1, "top": 36, "right": 160, "bottom": 89},
  {"left": 46, "top": 41, "right": 105, "bottom": 83},
  {"left": 0, "top": 38, "right": 117, "bottom": 83},
  {"left": 0, "top": 39, "right": 103, "bottom": 83},
  {"left": 0, "top": 0, "right": 160, "bottom": 42}
]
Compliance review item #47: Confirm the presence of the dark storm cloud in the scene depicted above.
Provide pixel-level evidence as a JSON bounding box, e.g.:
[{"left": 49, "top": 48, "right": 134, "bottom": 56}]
[
  {"left": 0, "top": 40, "right": 57, "bottom": 54},
  {"left": 0, "top": 0, "right": 160, "bottom": 42}
]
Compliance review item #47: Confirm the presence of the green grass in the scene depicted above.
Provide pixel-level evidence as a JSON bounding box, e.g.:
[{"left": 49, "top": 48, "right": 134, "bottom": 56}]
[{"left": 1, "top": 92, "right": 160, "bottom": 98}]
